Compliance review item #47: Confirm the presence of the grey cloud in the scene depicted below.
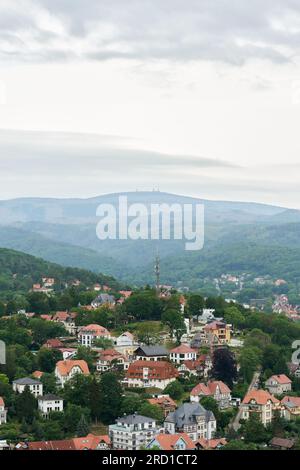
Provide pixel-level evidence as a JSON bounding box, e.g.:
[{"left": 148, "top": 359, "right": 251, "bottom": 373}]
[
  {"left": 1, "top": 0, "right": 300, "bottom": 64},
  {"left": 0, "top": 129, "right": 237, "bottom": 179}
]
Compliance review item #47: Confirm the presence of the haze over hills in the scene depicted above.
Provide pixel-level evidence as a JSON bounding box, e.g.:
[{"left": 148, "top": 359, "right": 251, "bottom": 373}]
[{"left": 0, "top": 191, "right": 300, "bottom": 288}]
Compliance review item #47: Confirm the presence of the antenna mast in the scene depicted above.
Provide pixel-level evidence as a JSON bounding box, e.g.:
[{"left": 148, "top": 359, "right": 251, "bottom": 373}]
[{"left": 154, "top": 252, "right": 160, "bottom": 295}]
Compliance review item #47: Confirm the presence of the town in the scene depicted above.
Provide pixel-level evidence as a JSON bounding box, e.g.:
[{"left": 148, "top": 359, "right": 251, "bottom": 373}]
[{"left": 0, "top": 266, "right": 300, "bottom": 452}]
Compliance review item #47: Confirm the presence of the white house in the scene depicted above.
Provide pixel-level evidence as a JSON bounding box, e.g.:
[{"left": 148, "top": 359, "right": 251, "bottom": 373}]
[
  {"left": 115, "top": 331, "right": 135, "bottom": 348},
  {"left": 147, "top": 433, "right": 195, "bottom": 450},
  {"left": 12, "top": 377, "right": 43, "bottom": 398},
  {"left": 265, "top": 374, "right": 292, "bottom": 395},
  {"left": 0, "top": 397, "right": 7, "bottom": 425},
  {"left": 55, "top": 359, "right": 90, "bottom": 388},
  {"left": 109, "top": 414, "right": 159, "bottom": 450},
  {"left": 124, "top": 360, "right": 178, "bottom": 390},
  {"left": 241, "top": 390, "right": 282, "bottom": 426},
  {"left": 96, "top": 349, "right": 129, "bottom": 372},
  {"left": 38, "top": 394, "right": 64, "bottom": 417},
  {"left": 169, "top": 344, "right": 198, "bottom": 364},
  {"left": 78, "top": 324, "right": 111, "bottom": 347},
  {"left": 190, "top": 381, "right": 232, "bottom": 409},
  {"left": 134, "top": 345, "right": 168, "bottom": 362}
]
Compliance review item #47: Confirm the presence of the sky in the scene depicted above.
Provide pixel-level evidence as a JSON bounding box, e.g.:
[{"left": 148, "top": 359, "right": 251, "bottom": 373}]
[{"left": 0, "top": 0, "right": 300, "bottom": 208}]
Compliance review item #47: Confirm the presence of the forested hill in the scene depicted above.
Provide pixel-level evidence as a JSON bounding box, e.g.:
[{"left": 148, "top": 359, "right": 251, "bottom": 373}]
[{"left": 0, "top": 248, "right": 120, "bottom": 296}]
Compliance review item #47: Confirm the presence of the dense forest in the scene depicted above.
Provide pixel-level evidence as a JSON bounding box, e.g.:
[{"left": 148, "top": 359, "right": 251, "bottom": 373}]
[{"left": 0, "top": 248, "right": 121, "bottom": 301}]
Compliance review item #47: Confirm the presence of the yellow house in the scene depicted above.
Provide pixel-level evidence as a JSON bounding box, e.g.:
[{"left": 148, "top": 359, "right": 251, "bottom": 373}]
[{"left": 203, "top": 321, "right": 231, "bottom": 344}]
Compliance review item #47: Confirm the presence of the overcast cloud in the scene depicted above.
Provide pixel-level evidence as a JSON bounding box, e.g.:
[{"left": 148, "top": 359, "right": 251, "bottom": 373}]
[
  {"left": 0, "top": 1, "right": 299, "bottom": 207},
  {"left": 1, "top": 0, "right": 300, "bottom": 64}
]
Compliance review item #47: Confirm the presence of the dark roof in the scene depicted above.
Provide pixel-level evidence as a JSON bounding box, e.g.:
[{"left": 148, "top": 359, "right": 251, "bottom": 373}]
[
  {"left": 38, "top": 394, "right": 63, "bottom": 402},
  {"left": 13, "top": 377, "right": 41, "bottom": 386},
  {"left": 165, "top": 403, "right": 215, "bottom": 427},
  {"left": 117, "top": 414, "right": 156, "bottom": 425},
  {"left": 135, "top": 345, "right": 168, "bottom": 357},
  {"left": 92, "top": 294, "right": 115, "bottom": 304}
]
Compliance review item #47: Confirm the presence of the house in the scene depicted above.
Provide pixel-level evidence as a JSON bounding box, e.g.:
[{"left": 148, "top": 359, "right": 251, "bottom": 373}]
[
  {"left": 78, "top": 324, "right": 111, "bottom": 347},
  {"left": 169, "top": 344, "right": 198, "bottom": 364},
  {"left": 0, "top": 440, "right": 10, "bottom": 450},
  {"left": 0, "top": 397, "right": 7, "bottom": 425},
  {"left": 40, "top": 314, "right": 53, "bottom": 321},
  {"left": 58, "top": 348, "right": 77, "bottom": 360},
  {"left": 38, "top": 394, "right": 64, "bottom": 416},
  {"left": 147, "top": 433, "right": 195, "bottom": 450},
  {"left": 241, "top": 390, "right": 281, "bottom": 426},
  {"left": 178, "top": 355, "right": 212, "bottom": 378},
  {"left": 147, "top": 395, "right": 177, "bottom": 417},
  {"left": 134, "top": 345, "right": 168, "bottom": 362},
  {"left": 265, "top": 374, "right": 292, "bottom": 395},
  {"left": 55, "top": 360, "right": 90, "bottom": 388},
  {"left": 19, "top": 434, "right": 110, "bottom": 451},
  {"left": 281, "top": 396, "right": 300, "bottom": 420},
  {"left": 197, "top": 309, "right": 216, "bottom": 324},
  {"left": 109, "top": 414, "right": 159, "bottom": 450},
  {"left": 203, "top": 321, "right": 231, "bottom": 345},
  {"left": 119, "top": 290, "right": 132, "bottom": 300},
  {"left": 72, "top": 434, "right": 111, "bottom": 450},
  {"left": 115, "top": 331, "right": 135, "bottom": 347},
  {"left": 32, "top": 371, "right": 44, "bottom": 380},
  {"left": 190, "top": 381, "right": 232, "bottom": 409},
  {"left": 164, "top": 403, "right": 216, "bottom": 441},
  {"left": 178, "top": 360, "right": 203, "bottom": 377},
  {"left": 13, "top": 378, "right": 43, "bottom": 398},
  {"left": 195, "top": 438, "right": 227, "bottom": 450},
  {"left": 96, "top": 349, "right": 129, "bottom": 372},
  {"left": 114, "top": 332, "right": 137, "bottom": 356},
  {"left": 91, "top": 294, "right": 115, "bottom": 309},
  {"left": 269, "top": 437, "right": 295, "bottom": 450},
  {"left": 53, "top": 311, "right": 77, "bottom": 335},
  {"left": 125, "top": 360, "right": 178, "bottom": 389},
  {"left": 42, "top": 277, "right": 55, "bottom": 287},
  {"left": 24, "top": 440, "right": 76, "bottom": 450},
  {"left": 43, "top": 338, "right": 64, "bottom": 349}
]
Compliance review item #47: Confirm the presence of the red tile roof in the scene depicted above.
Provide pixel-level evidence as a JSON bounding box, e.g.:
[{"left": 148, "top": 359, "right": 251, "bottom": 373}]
[
  {"left": 204, "top": 321, "right": 227, "bottom": 331},
  {"left": 40, "top": 315, "right": 53, "bottom": 321},
  {"left": 43, "top": 338, "right": 64, "bottom": 349},
  {"left": 281, "top": 396, "right": 300, "bottom": 407},
  {"left": 170, "top": 344, "right": 197, "bottom": 354},
  {"left": 72, "top": 434, "right": 110, "bottom": 450},
  {"left": 153, "top": 433, "right": 195, "bottom": 450},
  {"left": 56, "top": 359, "right": 90, "bottom": 377},
  {"left": 195, "top": 438, "right": 227, "bottom": 449},
  {"left": 148, "top": 396, "right": 177, "bottom": 408},
  {"left": 268, "top": 374, "right": 291, "bottom": 385},
  {"left": 0, "top": 396, "right": 5, "bottom": 407},
  {"left": 127, "top": 360, "right": 178, "bottom": 380},
  {"left": 79, "top": 324, "right": 110, "bottom": 336},
  {"left": 22, "top": 434, "right": 110, "bottom": 451},
  {"left": 32, "top": 371, "right": 44, "bottom": 379},
  {"left": 28, "top": 440, "right": 76, "bottom": 451},
  {"left": 191, "top": 381, "right": 231, "bottom": 397},
  {"left": 182, "top": 360, "right": 203, "bottom": 371},
  {"left": 53, "top": 311, "right": 70, "bottom": 321},
  {"left": 242, "top": 389, "right": 279, "bottom": 405}
]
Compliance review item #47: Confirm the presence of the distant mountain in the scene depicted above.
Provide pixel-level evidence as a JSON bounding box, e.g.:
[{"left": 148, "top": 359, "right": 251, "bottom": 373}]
[
  {"left": 0, "top": 226, "right": 124, "bottom": 276},
  {"left": 0, "top": 191, "right": 290, "bottom": 225},
  {"left": 0, "top": 192, "right": 300, "bottom": 288}
]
